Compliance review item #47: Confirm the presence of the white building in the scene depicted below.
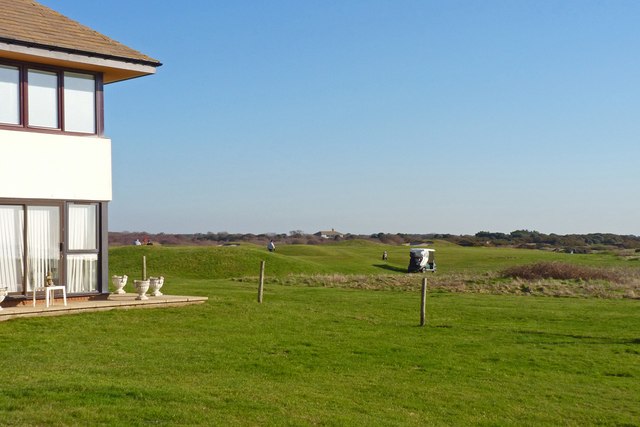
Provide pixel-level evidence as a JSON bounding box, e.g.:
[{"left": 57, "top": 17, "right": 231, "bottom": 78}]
[
  {"left": 314, "top": 229, "right": 344, "bottom": 239},
  {"left": 0, "top": 0, "right": 160, "bottom": 300}
]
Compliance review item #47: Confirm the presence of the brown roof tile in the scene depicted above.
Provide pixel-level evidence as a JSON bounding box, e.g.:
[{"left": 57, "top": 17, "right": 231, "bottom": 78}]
[{"left": 0, "top": 0, "right": 161, "bottom": 66}]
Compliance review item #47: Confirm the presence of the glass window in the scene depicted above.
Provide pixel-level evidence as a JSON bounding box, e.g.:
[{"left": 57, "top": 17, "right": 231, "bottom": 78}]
[
  {"left": 68, "top": 203, "right": 97, "bottom": 250},
  {"left": 0, "top": 65, "right": 20, "bottom": 125},
  {"left": 67, "top": 254, "right": 98, "bottom": 293},
  {"left": 67, "top": 203, "right": 98, "bottom": 293},
  {"left": 28, "top": 69, "right": 59, "bottom": 128},
  {"left": 0, "top": 63, "right": 101, "bottom": 134},
  {"left": 64, "top": 72, "right": 95, "bottom": 133}
]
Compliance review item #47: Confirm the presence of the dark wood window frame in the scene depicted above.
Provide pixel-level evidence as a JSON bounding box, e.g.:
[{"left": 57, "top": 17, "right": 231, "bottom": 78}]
[
  {"left": 0, "top": 198, "right": 108, "bottom": 297},
  {"left": 0, "top": 199, "right": 65, "bottom": 297},
  {"left": 0, "top": 59, "right": 104, "bottom": 136},
  {"left": 65, "top": 201, "right": 103, "bottom": 295},
  {"left": 66, "top": 202, "right": 100, "bottom": 256}
]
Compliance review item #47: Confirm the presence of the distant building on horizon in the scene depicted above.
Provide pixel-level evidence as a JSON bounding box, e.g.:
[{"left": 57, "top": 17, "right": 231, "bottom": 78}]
[{"left": 314, "top": 229, "right": 344, "bottom": 239}]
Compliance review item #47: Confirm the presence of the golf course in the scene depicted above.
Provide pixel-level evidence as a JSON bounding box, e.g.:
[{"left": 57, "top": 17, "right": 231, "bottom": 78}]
[{"left": 1, "top": 240, "right": 638, "bottom": 425}]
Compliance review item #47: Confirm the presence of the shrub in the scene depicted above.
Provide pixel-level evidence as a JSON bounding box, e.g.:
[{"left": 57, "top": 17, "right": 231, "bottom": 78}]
[{"left": 501, "top": 262, "right": 623, "bottom": 283}]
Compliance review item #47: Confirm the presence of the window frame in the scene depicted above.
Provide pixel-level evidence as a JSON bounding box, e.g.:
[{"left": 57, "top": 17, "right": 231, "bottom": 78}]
[
  {"left": 0, "top": 199, "right": 65, "bottom": 296},
  {"left": 63, "top": 71, "right": 98, "bottom": 134},
  {"left": 0, "top": 59, "right": 104, "bottom": 136},
  {"left": 66, "top": 202, "right": 100, "bottom": 294},
  {"left": 27, "top": 68, "right": 60, "bottom": 130},
  {"left": 0, "top": 64, "right": 21, "bottom": 125},
  {"left": 66, "top": 202, "right": 100, "bottom": 254}
]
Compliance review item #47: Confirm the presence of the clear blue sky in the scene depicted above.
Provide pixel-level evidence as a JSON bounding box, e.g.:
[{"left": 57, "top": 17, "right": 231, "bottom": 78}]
[{"left": 42, "top": 0, "right": 640, "bottom": 235}]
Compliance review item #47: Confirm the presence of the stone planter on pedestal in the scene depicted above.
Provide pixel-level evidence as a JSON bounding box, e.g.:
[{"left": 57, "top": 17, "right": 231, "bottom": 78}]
[
  {"left": 111, "top": 275, "right": 128, "bottom": 294},
  {"left": 149, "top": 276, "right": 164, "bottom": 297},
  {"left": 0, "top": 287, "right": 7, "bottom": 311},
  {"left": 134, "top": 280, "right": 150, "bottom": 300}
]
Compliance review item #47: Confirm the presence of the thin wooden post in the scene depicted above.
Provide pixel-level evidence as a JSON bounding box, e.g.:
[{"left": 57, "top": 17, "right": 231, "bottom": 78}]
[
  {"left": 258, "top": 260, "right": 265, "bottom": 303},
  {"left": 420, "top": 277, "right": 427, "bottom": 326},
  {"left": 142, "top": 256, "right": 147, "bottom": 280}
]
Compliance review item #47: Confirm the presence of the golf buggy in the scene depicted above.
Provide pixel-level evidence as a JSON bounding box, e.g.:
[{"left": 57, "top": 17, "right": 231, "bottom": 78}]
[{"left": 407, "top": 248, "right": 436, "bottom": 273}]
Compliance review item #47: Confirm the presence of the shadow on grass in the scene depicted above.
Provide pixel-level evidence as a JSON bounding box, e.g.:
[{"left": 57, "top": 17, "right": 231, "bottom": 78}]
[
  {"left": 373, "top": 264, "right": 407, "bottom": 273},
  {"left": 516, "top": 330, "right": 640, "bottom": 345}
]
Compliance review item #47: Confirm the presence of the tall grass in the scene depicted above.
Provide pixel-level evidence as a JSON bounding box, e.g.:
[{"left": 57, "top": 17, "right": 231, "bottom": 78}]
[
  {"left": 501, "top": 262, "right": 626, "bottom": 282},
  {"left": 234, "top": 270, "right": 640, "bottom": 299}
]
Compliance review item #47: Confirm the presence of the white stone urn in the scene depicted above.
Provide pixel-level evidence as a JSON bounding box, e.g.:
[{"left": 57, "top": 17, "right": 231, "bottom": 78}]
[
  {"left": 149, "top": 276, "right": 164, "bottom": 297},
  {"left": 111, "top": 274, "right": 128, "bottom": 294},
  {"left": 134, "top": 280, "right": 150, "bottom": 300},
  {"left": 0, "top": 287, "right": 7, "bottom": 311}
]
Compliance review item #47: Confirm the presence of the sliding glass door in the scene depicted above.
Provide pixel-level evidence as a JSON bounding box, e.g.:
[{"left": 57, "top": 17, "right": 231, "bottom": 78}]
[
  {"left": 0, "top": 204, "right": 61, "bottom": 294},
  {"left": 0, "top": 201, "right": 100, "bottom": 295}
]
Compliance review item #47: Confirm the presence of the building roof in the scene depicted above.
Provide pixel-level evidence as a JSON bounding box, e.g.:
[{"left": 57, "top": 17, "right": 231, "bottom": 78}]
[{"left": 0, "top": 0, "right": 161, "bottom": 83}]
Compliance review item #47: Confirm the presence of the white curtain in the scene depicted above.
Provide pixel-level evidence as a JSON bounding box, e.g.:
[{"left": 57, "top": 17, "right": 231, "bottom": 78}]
[
  {"left": 67, "top": 254, "right": 98, "bottom": 293},
  {"left": 26, "top": 207, "right": 59, "bottom": 291},
  {"left": 68, "top": 204, "right": 96, "bottom": 250},
  {"left": 1, "top": 204, "right": 98, "bottom": 294},
  {"left": 67, "top": 204, "right": 98, "bottom": 293},
  {"left": 0, "top": 206, "right": 24, "bottom": 292}
]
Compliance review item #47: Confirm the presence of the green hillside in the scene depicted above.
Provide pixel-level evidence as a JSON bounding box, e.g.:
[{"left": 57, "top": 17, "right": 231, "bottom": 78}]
[{"left": 109, "top": 240, "right": 630, "bottom": 280}]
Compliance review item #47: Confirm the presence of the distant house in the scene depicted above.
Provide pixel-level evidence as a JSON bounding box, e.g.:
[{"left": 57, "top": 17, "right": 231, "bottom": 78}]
[
  {"left": 0, "top": 0, "right": 161, "bottom": 300},
  {"left": 314, "top": 229, "right": 344, "bottom": 239}
]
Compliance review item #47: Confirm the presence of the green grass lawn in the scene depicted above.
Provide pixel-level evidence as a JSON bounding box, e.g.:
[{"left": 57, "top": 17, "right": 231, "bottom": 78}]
[{"left": 1, "top": 243, "right": 639, "bottom": 425}]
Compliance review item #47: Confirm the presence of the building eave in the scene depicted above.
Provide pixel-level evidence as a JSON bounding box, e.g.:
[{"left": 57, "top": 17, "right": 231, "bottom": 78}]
[{"left": 0, "top": 39, "right": 161, "bottom": 83}]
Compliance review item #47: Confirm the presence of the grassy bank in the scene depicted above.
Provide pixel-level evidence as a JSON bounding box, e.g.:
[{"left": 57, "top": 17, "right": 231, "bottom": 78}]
[
  {"left": 110, "top": 241, "right": 640, "bottom": 299},
  {"left": 109, "top": 239, "right": 634, "bottom": 280}
]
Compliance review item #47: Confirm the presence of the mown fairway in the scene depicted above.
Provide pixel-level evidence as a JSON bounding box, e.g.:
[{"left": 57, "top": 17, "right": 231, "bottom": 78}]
[{"left": 1, "top": 242, "right": 638, "bottom": 425}]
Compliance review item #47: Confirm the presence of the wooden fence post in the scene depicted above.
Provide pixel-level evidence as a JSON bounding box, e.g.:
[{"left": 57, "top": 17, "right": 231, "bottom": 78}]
[
  {"left": 258, "top": 260, "right": 265, "bottom": 303},
  {"left": 420, "top": 277, "right": 427, "bottom": 326}
]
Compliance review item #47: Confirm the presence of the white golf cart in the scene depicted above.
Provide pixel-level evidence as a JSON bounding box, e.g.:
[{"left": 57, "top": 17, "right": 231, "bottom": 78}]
[{"left": 407, "top": 248, "right": 436, "bottom": 273}]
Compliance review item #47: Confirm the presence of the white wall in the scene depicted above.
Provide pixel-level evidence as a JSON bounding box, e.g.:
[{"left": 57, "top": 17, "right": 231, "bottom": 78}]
[{"left": 0, "top": 129, "right": 112, "bottom": 201}]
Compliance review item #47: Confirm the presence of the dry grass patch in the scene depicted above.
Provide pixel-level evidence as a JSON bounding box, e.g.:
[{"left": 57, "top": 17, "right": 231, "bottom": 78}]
[
  {"left": 501, "top": 261, "right": 625, "bottom": 282},
  {"left": 234, "top": 265, "right": 640, "bottom": 299}
]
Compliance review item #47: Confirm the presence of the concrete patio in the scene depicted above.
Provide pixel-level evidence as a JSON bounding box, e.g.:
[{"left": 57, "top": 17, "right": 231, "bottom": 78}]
[{"left": 0, "top": 293, "right": 208, "bottom": 322}]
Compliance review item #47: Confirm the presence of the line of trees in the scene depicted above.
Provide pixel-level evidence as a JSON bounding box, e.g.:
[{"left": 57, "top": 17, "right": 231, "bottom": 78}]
[
  {"left": 471, "top": 230, "right": 640, "bottom": 250},
  {"left": 109, "top": 229, "right": 640, "bottom": 251}
]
